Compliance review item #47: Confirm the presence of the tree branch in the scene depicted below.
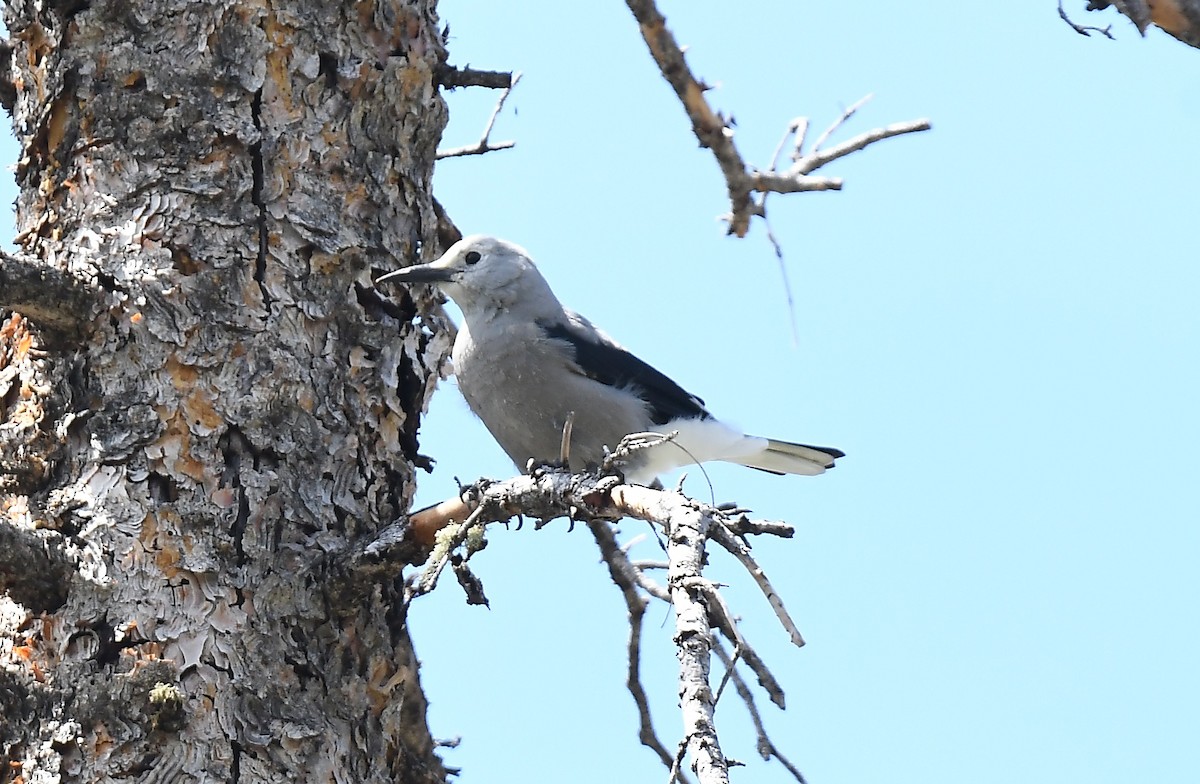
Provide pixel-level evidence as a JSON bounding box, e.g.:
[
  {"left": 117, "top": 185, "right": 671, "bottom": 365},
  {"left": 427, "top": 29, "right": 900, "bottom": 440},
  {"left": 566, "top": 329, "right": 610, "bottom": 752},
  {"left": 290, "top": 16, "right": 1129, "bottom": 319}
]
[
  {"left": 1059, "top": 0, "right": 1115, "bottom": 38},
  {"left": 588, "top": 519, "right": 690, "bottom": 784},
  {"left": 0, "top": 251, "right": 102, "bottom": 342},
  {"left": 355, "top": 463, "right": 812, "bottom": 784},
  {"left": 436, "top": 73, "right": 522, "bottom": 159},
  {"left": 710, "top": 521, "right": 806, "bottom": 649},
  {"left": 666, "top": 504, "right": 730, "bottom": 784},
  {"left": 0, "top": 523, "right": 71, "bottom": 613},
  {"left": 436, "top": 65, "right": 514, "bottom": 90},
  {"left": 712, "top": 640, "right": 808, "bottom": 783},
  {"left": 623, "top": 0, "right": 930, "bottom": 237}
]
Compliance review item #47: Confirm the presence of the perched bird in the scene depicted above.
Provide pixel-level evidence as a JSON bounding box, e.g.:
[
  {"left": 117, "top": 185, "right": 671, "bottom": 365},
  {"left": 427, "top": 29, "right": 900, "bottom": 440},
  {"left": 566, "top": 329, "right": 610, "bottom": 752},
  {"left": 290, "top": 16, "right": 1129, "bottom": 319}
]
[{"left": 377, "top": 235, "right": 843, "bottom": 485}]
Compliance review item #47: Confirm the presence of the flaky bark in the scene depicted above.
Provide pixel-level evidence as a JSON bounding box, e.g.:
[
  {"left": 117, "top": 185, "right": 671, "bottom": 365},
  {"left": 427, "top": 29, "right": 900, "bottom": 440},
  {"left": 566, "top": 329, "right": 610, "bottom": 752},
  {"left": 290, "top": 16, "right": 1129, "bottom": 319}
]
[{"left": 1, "top": 1, "right": 452, "bottom": 781}]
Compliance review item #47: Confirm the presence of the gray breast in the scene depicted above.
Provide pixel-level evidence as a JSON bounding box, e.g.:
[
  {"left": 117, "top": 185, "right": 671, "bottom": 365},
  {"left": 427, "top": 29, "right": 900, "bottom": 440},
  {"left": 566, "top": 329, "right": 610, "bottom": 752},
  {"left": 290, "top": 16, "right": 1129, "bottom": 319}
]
[{"left": 452, "top": 319, "right": 654, "bottom": 472}]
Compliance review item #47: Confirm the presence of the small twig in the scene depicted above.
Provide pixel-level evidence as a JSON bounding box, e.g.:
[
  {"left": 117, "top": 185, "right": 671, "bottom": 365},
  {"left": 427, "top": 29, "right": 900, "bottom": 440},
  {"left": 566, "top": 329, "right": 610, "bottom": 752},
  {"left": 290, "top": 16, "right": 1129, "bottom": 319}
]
[
  {"left": 709, "top": 521, "right": 805, "bottom": 648},
  {"left": 809, "top": 93, "right": 874, "bottom": 155},
  {"left": 759, "top": 120, "right": 803, "bottom": 343},
  {"left": 669, "top": 740, "right": 689, "bottom": 784},
  {"left": 712, "top": 640, "right": 808, "bottom": 784},
  {"left": 436, "top": 65, "right": 514, "bottom": 90},
  {"left": 451, "top": 556, "right": 489, "bottom": 606},
  {"left": 722, "top": 517, "right": 794, "bottom": 538},
  {"left": 789, "top": 118, "right": 810, "bottom": 162},
  {"left": 346, "top": 467, "right": 810, "bottom": 784},
  {"left": 769, "top": 119, "right": 802, "bottom": 172},
  {"left": 436, "top": 72, "right": 522, "bottom": 159},
  {"left": 406, "top": 503, "right": 490, "bottom": 601},
  {"left": 477, "top": 72, "right": 521, "bottom": 145},
  {"left": 621, "top": 533, "right": 649, "bottom": 553},
  {"left": 692, "top": 579, "right": 786, "bottom": 709},
  {"left": 589, "top": 520, "right": 691, "bottom": 784},
  {"left": 727, "top": 635, "right": 786, "bottom": 710},
  {"left": 624, "top": 0, "right": 929, "bottom": 237},
  {"left": 712, "top": 643, "right": 741, "bottom": 708},
  {"left": 790, "top": 118, "right": 932, "bottom": 177},
  {"left": 434, "top": 141, "right": 514, "bottom": 160},
  {"left": 631, "top": 563, "right": 670, "bottom": 602},
  {"left": 1059, "top": 0, "right": 1116, "bottom": 38}
]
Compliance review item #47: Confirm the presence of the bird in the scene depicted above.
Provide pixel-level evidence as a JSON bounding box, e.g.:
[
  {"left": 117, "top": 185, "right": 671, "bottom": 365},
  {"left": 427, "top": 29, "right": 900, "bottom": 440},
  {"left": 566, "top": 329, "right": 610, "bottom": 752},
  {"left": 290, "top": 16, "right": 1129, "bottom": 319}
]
[{"left": 376, "top": 235, "right": 843, "bottom": 486}]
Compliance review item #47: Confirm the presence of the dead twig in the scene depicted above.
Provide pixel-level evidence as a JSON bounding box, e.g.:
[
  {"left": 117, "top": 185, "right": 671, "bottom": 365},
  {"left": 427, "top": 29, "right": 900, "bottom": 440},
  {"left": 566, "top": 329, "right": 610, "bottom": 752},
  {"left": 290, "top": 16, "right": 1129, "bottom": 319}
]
[
  {"left": 1058, "top": 1, "right": 1116, "bottom": 38},
  {"left": 623, "top": 0, "right": 930, "bottom": 237},
  {"left": 712, "top": 640, "right": 808, "bottom": 783},
  {"left": 365, "top": 467, "right": 810, "bottom": 784},
  {"left": 436, "top": 72, "right": 522, "bottom": 159},
  {"left": 709, "top": 520, "right": 806, "bottom": 649},
  {"left": 436, "top": 65, "right": 514, "bottom": 90},
  {"left": 589, "top": 520, "right": 691, "bottom": 784}
]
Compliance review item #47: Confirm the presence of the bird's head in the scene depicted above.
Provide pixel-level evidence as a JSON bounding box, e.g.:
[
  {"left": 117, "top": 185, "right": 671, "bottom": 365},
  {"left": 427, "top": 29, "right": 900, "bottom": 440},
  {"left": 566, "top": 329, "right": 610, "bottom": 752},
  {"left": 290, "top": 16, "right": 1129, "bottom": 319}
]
[{"left": 376, "top": 234, "right": 551, "bottom": 315}]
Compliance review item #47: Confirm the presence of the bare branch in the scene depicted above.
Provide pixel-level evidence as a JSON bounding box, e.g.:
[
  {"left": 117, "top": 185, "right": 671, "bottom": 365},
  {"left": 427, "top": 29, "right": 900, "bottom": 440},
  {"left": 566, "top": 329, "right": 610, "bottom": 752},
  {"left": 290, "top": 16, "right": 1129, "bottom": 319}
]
[
  {"left": 623, "top": 0, "right": 930, "bottom": 237},
  {"left": 436, "top": 65, "right": 514, "bottom": 90},
  {"left": 407, "top": 500, "right": 490, "bottom": 601},
  {"left": 589, "top": 520, "right": 690, "bottom": 784},
  {"left": 723, "top": 517, "right": 794, "bottom": 538},
  {"left": 624, "top": 0, "right": 753, "bottom": 235},
  {"left": 435, "top": 141, "right": 514, "bottom": 160},
  {"left": 759, "top": 123, "right": 802, "bottom": 343},
  {"left": 809, "top": 93, "right": 874, "bottom": 155},
  {"left": 712, "top": 640, "right": 808, "bottom": 784},
  {"left": 653, "top": 492, "right": 731, "bottom": 783},
  {"left": 0, "top": 523, "right": 72, "bottom": 613},
  {"left": 629, "top": 549, "right": 787, "bottom": 713},
  {"left": 710, "top": 521, "right": 806, "bottom": 649},
  {"left": 792, "top": 119, "right": 933, "bottom": 176},
  {"left": 692, "top": 579, "right": 787, "bottom": 710},
  {"left": 1059, "top": 1, "right": 1116, "bottom": 38},
  {"left": 436, "top": 73, "right": 522, "bottom": 159},
  {"left": 355, "top": 466, "right": 810, "bottom": 784},
  {"left": 0, "top": 251, "right": 102, "bottom": 343},
  {"left": 451, "top": 557, "right": 489, "bottom": 606},
  {"left": 769, "top": 119, "right": 803, "bottom": 173}
]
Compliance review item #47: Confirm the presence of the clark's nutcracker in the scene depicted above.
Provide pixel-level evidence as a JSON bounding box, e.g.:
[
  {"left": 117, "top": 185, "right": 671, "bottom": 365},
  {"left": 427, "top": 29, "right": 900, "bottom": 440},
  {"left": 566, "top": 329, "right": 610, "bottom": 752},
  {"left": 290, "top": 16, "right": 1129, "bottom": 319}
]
[{"left": 377, "top": 235, "right": 843, "bottom": 485}]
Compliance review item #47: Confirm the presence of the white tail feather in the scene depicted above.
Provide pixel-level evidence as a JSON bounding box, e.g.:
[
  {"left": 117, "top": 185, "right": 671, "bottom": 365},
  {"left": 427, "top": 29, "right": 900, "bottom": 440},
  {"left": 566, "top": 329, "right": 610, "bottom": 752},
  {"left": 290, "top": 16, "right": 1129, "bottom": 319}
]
[
  {"left": 625, "top": 419, "right": 842, "bottom": 483},
  {"left": 732, "top": 437, "right": 841, "bottom": 476}
]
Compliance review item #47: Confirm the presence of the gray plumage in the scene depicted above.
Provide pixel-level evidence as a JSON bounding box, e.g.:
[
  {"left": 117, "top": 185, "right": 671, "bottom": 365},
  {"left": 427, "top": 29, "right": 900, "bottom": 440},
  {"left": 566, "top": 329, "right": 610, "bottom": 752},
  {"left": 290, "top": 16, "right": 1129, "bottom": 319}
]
[{"left": 377, "top": 235, "right": 842, "bottom": 485}]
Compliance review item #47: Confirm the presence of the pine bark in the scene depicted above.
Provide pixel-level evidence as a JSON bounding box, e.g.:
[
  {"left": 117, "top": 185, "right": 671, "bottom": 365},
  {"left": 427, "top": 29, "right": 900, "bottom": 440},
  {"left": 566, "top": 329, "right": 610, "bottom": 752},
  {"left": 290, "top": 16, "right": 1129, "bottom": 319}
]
[{"left": 1, "top": 1, "right": 452, "bottom": 781}]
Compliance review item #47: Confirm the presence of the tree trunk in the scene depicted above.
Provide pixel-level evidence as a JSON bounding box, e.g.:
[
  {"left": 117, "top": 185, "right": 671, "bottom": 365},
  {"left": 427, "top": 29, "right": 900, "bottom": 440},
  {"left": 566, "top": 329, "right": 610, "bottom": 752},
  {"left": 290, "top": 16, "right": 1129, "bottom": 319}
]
[{"left": 1, "top": 1, "right": 452, "bottom": 781}]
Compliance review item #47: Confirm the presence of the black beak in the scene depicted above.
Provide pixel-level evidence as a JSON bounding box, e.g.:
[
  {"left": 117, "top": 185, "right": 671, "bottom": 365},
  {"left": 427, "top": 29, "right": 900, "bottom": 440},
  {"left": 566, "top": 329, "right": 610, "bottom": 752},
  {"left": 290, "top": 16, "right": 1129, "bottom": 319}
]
[{"left": 375, "top": 264, "right": 455, "bottom": 285}]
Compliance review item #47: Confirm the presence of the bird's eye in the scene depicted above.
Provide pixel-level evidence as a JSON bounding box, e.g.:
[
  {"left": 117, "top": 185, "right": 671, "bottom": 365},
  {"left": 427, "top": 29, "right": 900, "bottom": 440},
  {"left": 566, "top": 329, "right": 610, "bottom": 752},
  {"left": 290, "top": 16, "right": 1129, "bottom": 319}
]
[{"left": 465, "top": 251, "right": 482, "bottom": 265}]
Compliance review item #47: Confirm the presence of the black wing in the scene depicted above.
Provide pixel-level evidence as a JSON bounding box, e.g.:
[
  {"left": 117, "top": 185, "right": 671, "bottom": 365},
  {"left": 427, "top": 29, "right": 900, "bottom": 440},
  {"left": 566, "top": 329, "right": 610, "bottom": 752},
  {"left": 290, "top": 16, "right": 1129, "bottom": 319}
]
[{"left": 539, "top": 315, "right": 711, "bottom": 426}]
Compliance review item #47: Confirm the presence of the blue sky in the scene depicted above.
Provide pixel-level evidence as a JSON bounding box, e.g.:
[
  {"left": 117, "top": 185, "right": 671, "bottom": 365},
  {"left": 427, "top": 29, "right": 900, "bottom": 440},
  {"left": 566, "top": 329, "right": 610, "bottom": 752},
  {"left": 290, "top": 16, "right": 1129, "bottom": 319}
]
[
  {"left": 418, "top": 3, "right": 1199, "bottom": 783},
  {"left": 5, "top": 3, "right": 1198, "bottom": 783}
]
